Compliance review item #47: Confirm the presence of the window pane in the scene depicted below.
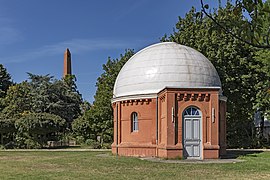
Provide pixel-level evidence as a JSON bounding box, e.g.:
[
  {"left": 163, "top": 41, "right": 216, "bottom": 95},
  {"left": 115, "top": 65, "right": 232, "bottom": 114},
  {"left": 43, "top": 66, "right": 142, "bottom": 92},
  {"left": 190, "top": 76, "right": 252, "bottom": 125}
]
[
  {"left": 132, "top": 112, "right": 138, "bottom": 131},
  {"left": 184, "top": 107, "right": 201, "bottom": 116},
  {"left": 191, "top": 107, "right": 197, "bottom": 115},
  {"left": 134, "top": 121, "right": 138, "bottom": 131},
  {"left": 187, "top": 108, "right": 191, "bottom": 115}
]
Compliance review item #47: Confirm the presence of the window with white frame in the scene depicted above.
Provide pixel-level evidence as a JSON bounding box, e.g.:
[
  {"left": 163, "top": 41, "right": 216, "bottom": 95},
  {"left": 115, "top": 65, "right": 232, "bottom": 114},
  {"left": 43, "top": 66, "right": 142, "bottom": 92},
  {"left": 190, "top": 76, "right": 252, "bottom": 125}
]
[
  {"left": 183, "top": 106, "right": 200, "bottom": 116},
  {"left": 131, "top": 112, "right": 138, "bottom": 132}
]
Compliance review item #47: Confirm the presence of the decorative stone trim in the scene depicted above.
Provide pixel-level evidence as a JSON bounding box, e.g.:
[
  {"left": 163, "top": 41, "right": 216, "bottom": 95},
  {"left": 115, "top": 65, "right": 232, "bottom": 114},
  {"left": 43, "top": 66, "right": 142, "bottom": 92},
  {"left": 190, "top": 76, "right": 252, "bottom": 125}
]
[
  {"left": 177, "top": 93, "right": 210, "bottom": 102},
  {"left": 121, "top": 98, "right": 152, "bottom": 106},
  {"left": 160, "top": 94, "right": 166, "bottom": 102}
]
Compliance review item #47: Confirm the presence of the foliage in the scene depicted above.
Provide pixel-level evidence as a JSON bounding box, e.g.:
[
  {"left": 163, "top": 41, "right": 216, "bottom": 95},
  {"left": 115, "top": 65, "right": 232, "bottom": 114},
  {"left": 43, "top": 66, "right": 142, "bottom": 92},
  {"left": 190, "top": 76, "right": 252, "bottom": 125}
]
[
  {"left": 85, "top": 139, "right": 101, "bottom": 149},
  {"left": 0, "top": 115, "right": 16, "bottom": 134},
  {"left": 0, "top": 73, "right": 83, "bottom": 147},
  {"left": 15, "top": 112, "right": 66, "bottom": 148},
  {"left": 80, "top": 100, "right": 91, "bottom": 115},
  {"left": 72, "top": 113, "right": 93, "bottom": 142},
  {"left": 45, "top": 79, "right": 82, "bottom": 124},
  {"left": 89, "top": 50, "right": 134, "bottom": 143},
  {"left": 62, "top": 74, "right": 79, "bottom": 93},
  {"left": 201, "top": 0, "right": 270, "bottom": 49},
  {"left": 1, "top": 73, "right": 82, "bottom": 123},
  {"left": 0, "top": 64, "right": 13, "bottom": 112},
  {"left": 74, "top": 50, "right": 134, "bottom": 144},
  {"left": 0, "top": 114, "right": 16, "bottom": 145},
  {"left": 28, "top": 73, "right": 82, "bottom": 123},
  {"left": 16, "top": 112, "right": 65, "bottom": 135},
  {"left": 163, "top": 4, "right": 270, "bottom": 147},
  {"left": 0, "top": 64, "right": 13, "bottom": 99},
  {"left": 1, "top": 81, "right": 31, "bottom": 118},
  {"left": 254, "top": 50, "right": 270, "bottom": 119},
  {"left": 27, "top": 73, "right": 53, "bottom": 113}
]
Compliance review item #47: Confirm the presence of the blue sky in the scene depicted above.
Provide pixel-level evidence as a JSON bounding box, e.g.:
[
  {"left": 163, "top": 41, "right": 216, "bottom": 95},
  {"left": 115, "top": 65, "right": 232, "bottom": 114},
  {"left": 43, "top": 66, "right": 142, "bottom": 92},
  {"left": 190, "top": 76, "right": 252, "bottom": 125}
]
[{"left": 0, "top": 0, "right": 218, "bottom": 102}]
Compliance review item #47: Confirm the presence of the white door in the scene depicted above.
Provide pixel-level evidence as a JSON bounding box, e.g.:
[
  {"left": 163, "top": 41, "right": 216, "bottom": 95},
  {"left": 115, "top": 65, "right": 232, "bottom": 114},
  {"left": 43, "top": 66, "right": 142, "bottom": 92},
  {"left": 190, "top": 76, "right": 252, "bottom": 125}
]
[{"left": 183, "top": 107, "right": 202, "bottom": 159}]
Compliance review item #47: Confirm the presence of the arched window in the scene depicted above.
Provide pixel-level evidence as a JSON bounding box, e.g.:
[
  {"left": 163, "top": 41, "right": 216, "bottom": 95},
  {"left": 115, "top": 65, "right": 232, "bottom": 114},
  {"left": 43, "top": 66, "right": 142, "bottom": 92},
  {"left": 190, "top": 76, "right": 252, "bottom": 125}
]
[
  {"left": 131, "top": 112, "right": 138, "bottom": 132},
  {"left": 183, "top": 106, "right": 200, "bottom": 116}
]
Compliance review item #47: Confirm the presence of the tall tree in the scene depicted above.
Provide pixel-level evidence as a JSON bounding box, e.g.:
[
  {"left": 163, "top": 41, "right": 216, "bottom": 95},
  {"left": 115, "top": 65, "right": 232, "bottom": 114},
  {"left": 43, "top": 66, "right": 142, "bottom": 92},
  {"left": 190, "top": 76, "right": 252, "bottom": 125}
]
[
  {"left": 15, "top": 112, "right": 65, "bottom": 148},
  {"left": 1, "top": 81, "right": 31, "bottom": 118},
  {"left": 27, "top": 73, "right": 53, "bottom": 113},
  {"left": 73, "top": 50, "right": 134, "bottom": 144},
  {"left": 2, "top": 73, "right": 82, "bottom": 123},
  {"left": 0, "top": 115, "right": 15, "bottom": 145},
  {"left": 163, "top": 4, "right": 269, "bottom": 147},
  {"left": 201, "top": 0, "right": 270, "bottom": 49},
  {"left": 0, "top": 64, "right": 13, "bottom": 99},
  {"left": 27, "top": 73, "right": 82, "bottom": 123},
  {"left": 254, "top": 49, "right": 270, "bottom": 120}
]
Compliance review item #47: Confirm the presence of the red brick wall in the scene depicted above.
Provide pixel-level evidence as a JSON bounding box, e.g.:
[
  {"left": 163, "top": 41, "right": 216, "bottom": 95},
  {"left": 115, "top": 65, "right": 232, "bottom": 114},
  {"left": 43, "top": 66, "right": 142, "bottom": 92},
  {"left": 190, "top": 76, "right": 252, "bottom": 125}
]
[{"left": 112, "top": 88, "right": 226, "bottom": 159}]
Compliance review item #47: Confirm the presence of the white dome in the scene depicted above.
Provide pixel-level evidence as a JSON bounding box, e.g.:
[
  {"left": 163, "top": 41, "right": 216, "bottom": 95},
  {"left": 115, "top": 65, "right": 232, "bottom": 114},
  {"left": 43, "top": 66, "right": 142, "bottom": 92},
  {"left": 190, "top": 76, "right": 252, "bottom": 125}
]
[{"left": 113, "top": 42, "right": 221, "bottom": 99}]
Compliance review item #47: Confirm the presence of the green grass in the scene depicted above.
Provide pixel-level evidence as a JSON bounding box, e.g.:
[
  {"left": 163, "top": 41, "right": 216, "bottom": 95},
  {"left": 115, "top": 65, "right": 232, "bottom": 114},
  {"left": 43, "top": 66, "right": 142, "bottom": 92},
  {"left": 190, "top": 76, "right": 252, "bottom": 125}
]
[{"left": 0, "top": 151, "right": 269, "bottom": 179}]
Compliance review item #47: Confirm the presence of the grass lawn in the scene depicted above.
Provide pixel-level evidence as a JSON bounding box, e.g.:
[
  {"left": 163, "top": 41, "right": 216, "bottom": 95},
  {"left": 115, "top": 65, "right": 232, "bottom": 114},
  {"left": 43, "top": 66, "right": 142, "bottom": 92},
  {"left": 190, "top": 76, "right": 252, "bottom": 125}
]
[{"left": 0, "top": 150, "right": 269, "bottom": 180}]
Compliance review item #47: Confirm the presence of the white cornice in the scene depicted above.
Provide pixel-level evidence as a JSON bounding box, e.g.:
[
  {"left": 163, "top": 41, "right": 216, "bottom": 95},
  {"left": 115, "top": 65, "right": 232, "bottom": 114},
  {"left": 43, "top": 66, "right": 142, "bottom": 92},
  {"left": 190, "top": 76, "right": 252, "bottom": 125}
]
[{"left": 112, "top": 93, "right": 157, "bottom": 103}]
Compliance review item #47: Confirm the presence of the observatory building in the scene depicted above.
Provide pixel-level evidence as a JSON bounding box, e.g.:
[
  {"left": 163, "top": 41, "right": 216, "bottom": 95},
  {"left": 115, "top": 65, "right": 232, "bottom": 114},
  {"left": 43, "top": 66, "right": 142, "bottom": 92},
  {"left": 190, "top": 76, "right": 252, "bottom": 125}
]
[{"left": 111, "top": 42, "right": 227, "bottom": 159}]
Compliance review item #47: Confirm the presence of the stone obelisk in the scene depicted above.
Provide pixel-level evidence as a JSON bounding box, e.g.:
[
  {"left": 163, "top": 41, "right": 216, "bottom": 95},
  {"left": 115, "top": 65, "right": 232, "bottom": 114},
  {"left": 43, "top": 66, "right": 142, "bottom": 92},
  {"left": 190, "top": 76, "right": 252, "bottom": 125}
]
[{"left": 63, "top": 48, "right": 72, "bottom": 77}]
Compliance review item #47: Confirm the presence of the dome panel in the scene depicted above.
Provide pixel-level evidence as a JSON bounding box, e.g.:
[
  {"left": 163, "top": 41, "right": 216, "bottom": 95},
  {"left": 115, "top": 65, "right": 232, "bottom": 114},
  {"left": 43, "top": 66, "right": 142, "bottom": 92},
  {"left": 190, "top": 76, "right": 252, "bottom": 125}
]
[{"left": 113, "top": 42, "right": 221, "bottom": 98}]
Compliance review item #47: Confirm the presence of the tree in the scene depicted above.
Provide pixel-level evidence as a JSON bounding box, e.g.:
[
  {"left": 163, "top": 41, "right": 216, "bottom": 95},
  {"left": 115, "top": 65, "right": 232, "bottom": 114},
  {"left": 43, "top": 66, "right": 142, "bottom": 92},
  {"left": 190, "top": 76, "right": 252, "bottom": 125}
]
[
  {"left": 1, "top": 81, "right": 31, "bottom": 118},
  {"left": 15, "top": 112, "right": 65, "bottom": 148},
  {"left": 201, "top": 0, "right": 270, "bottom": 141},
  {"left": 72, "top": 112, "right": 92, "bottom": 142},
  {"left": 201, "top": 0, "right": 270, "bottom": 49},
  {"left": 75, "top": 50, "right": 134, "bottom": 144},
  {"left": 0, "top": 66, "right": 83, "bottom": 148},
  {"left": 27, "top": 73, "right": 82, "bottom": 124},
  {"left": 27, "top": 73, "right": 53, "bottom": 113},
  {"left": 163, "top": 4, "right": 270, "bottom": 147},
  {"left": 0, "top": 114, "right": 15, "bottom": 145},
  {"left": 254, "top": 50, "right": 270, "bottom": 120},
  {"left": 47, "top": 79, "right": 82, "bottom": 124},
  {"left": 80, "top": 100, "right": 91, "bottom": 115},
  {"left": 0, "top": 64, "right": 13, "bottom": 111},
  {"left": 62, "top": 74, "right": 80, "bottom": 93},
  {"left": 0, "top": 64, "right": 13, "bottom": 98},
  {"left": 1, "top": 73, "right": 83, "bottom": 148}
]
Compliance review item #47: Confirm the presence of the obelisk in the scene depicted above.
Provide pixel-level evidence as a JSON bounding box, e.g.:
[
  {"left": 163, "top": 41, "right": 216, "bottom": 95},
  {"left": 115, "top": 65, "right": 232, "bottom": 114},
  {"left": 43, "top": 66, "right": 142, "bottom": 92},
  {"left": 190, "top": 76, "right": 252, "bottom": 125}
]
[{"left": 63, "top": 48, "right": 72, "bottom": 77}]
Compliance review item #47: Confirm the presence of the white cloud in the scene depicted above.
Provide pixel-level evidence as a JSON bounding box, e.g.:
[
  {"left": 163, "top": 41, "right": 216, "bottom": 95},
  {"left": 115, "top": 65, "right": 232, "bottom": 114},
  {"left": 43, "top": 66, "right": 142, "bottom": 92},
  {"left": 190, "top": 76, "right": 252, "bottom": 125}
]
[{"left": 0, "top": 16, "right": 22, "bottom": 45}]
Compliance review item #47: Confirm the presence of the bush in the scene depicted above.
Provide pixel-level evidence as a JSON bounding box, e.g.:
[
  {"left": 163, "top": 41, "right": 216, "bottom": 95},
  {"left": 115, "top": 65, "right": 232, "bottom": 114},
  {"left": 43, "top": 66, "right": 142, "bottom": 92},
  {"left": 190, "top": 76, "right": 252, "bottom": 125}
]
[
  {"left": 75, "top": 136, "right": 85, "bottom": 145},
  {"left": 24, "top": 139, "right": 42, "bottom": 149},
  {"left": 15, "top": 133, "right": 42, "bottom": 149},
  {"left": 101, "top": 143, "right": 111, "bottom": 149},
  {"left": 15, "top": 113, "right": 66, "bottom": 148},
  {"left": 85, "top": 139, "right": 101, "bottom": 149},
  {"left": 4, "top": 141, "right": 16, "bottom": 149}
]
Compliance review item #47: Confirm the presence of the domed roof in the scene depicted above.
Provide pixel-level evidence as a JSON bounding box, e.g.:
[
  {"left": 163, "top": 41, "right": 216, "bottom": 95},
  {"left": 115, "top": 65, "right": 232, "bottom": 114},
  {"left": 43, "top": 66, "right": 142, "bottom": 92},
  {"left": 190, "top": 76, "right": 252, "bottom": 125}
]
[{"left": 113, "top": 42, "right": 221, "bottom": 99}]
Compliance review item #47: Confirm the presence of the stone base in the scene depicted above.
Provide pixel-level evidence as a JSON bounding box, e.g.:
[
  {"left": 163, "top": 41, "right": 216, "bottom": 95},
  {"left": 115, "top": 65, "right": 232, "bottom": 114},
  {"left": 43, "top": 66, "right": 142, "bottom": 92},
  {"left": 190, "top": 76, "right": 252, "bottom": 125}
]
[
  {"left": 112, "top": 143, "right": 156, "bottom": 157},
  {"left": 112, "top": 143, "right": 222, "bottom": 159}
]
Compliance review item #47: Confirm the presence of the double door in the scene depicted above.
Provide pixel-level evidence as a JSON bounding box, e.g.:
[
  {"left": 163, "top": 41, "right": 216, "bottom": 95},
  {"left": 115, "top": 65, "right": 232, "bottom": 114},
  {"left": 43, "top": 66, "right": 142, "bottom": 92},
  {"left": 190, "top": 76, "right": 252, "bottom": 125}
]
[{"left": 183, "top": 114, "right": 202, "bottom": 159}]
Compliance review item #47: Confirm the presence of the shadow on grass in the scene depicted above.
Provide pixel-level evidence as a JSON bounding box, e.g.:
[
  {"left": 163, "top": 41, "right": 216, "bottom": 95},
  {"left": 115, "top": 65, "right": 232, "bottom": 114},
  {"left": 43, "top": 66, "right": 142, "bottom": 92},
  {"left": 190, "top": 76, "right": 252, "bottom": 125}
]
[{"left": 221, "top": 149, "right": 264, "bottom": 159}]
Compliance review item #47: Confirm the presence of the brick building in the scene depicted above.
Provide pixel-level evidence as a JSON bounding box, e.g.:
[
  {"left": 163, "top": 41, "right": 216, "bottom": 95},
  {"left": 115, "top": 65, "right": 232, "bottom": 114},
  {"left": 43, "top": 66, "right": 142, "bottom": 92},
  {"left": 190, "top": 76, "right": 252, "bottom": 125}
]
[{"left": 111, "top": 42, "right": 227, "bottom": 159}]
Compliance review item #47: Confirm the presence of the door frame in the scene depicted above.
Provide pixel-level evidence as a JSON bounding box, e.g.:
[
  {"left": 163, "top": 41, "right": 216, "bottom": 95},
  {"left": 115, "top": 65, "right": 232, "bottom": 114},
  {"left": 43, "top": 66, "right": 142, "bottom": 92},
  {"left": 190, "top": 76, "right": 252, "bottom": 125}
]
[{"left": 182, "top": 106, "right": 202, "bottom": 159}]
